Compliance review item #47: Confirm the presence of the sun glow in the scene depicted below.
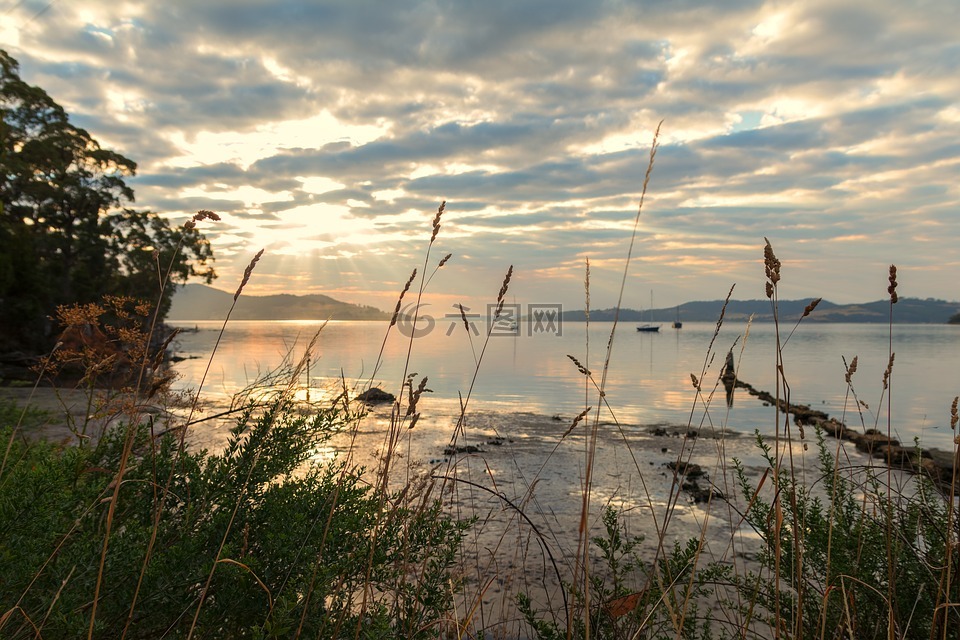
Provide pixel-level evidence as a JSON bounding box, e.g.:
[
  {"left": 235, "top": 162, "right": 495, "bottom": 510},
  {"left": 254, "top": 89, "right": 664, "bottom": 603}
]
[{"left": 164, "top": 111, "right": 389, "bottom": 169}]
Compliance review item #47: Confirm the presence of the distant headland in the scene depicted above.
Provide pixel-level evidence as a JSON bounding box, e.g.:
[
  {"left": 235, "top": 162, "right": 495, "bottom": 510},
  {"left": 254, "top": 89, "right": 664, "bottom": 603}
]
[
  {"left": 168, "top": 284, "right": 391, "bottom": 321},
  {"left": 170, "top": 286, "right": 959, "bottom": 324},
  {"left": 563, "top": 298, "right": 960, "bottom": 324}
]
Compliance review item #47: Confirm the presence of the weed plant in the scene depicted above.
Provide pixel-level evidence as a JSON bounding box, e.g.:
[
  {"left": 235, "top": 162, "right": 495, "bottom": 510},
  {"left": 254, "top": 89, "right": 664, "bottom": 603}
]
[
  {"left": 0, "top": 399, "right": 465, "bottom": 638},
  {"left": 2, "top": 140, "right": 959, "bottom": 640}
]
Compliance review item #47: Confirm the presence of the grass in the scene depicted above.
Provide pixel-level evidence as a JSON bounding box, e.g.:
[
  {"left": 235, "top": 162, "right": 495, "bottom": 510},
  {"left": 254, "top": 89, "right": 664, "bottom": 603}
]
[{"left": 1, "top": 137, "right": 959, "bottom": 638}]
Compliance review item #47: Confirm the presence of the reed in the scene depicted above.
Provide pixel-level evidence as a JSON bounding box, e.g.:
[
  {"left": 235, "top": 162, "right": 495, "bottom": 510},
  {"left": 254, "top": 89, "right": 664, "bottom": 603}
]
[{"left": 1, "top": 166, "right": 958, "bottom": 640}]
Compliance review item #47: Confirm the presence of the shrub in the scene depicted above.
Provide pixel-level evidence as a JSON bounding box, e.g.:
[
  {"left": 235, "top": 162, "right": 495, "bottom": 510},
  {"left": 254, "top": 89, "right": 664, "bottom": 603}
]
[
  {"left": 729, "top": 429, "right": 960, "bottom": 639},
  {"left": 0, "top": 398, "right": 467, "bottom": 639}
]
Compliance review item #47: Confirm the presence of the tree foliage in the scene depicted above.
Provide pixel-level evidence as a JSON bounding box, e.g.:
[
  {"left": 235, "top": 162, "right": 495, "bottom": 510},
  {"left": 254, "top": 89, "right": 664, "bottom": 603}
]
[{"left": 0, "top": 49, "right": 215, "bottom": 353}]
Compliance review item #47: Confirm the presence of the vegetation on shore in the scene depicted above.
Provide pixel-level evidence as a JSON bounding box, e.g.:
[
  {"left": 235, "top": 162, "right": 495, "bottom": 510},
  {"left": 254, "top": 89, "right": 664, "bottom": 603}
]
[
  {"left": 1, "top": 53, "right": 958, "bottom": 639},
  {"left": 0, "top": 49, "right": 214, "bottom": 355}
]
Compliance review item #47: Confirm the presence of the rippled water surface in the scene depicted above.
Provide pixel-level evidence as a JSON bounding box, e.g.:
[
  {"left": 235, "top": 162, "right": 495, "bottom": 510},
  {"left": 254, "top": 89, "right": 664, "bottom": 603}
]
[{"left": 169, "top": 319, "right": 960, "bottom": 449}]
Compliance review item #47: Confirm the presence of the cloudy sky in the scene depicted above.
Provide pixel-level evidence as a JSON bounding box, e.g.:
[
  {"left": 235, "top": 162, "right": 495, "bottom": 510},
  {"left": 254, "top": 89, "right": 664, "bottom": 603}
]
[{"left": 3, "top": 0, "right": 958, "bottom": 313}]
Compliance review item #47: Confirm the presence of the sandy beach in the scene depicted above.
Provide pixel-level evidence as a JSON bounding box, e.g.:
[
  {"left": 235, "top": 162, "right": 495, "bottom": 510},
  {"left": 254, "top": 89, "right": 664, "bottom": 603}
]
[{"left": 1, "top": 383, "right": 885, "bottom": 636}]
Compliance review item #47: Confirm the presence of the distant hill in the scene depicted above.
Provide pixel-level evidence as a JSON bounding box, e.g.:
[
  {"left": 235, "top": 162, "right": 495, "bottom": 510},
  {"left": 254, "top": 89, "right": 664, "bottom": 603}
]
[
  {"left": 168, "top": 284, "right": 390, "bottom": 321},
  {"left": 561, "top": 298, "right": 960, "bottom": 324}
]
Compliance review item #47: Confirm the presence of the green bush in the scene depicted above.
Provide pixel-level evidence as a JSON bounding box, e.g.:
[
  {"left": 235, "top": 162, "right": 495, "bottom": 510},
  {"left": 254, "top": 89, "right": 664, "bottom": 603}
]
[
  {"left": 520, "top": 505, "right": 726, "bottom": 640},
  {"left": 729, "top": 429, "right": 960, "bottom": 639},
  {"left": 0, "top": 399, "right": 466, "bottom": 639}
]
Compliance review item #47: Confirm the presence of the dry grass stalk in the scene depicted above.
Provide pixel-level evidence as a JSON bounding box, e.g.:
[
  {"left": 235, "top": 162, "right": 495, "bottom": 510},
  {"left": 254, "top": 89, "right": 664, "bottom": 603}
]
[
  {"left": 763, "top": 237, "right": 781, "bottom": 299},
  {"left": 573, "top": 123, "right": 660, "bottom": 639},
  {"left": 390, "top": 269, "right": 417, "bottom": 327},
  {"left": 566, "top": 354, "right": 590, "bottom": 376},
  {"left": 494, "top": 265, "right": 514, "bottom": 318},
  {"left": 430, "top": 200, "right": 445, "bottom": 244},
  {"left": 562, "top": 407, "right": 592, "bottom": 439},
  {"left": 234, "top": 249, "right": 264, "bottom": 301},
  {"left": 883, "top": 353, "right": 896, "bottom": 390},
  {"left": 845, "top": 355, "right": 859, "bottom": 385},
  {"left": 888, "top": 264, "right": 899, "bottom": 304},
  {"left": 802, "top": 297, "right": 821, "bottom": 317}
]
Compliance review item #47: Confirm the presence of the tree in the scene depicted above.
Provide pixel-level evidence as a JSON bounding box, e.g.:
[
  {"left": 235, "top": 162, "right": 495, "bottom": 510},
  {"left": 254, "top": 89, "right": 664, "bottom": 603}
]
[{"left": 0, "top": 49, "right": 215, "bottom": 353}]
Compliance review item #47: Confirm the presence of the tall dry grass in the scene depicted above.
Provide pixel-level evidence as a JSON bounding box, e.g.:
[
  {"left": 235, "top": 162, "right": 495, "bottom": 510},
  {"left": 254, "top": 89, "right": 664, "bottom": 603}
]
[{"left": 1, "top": 140, "right": 959, "bottom": 640}]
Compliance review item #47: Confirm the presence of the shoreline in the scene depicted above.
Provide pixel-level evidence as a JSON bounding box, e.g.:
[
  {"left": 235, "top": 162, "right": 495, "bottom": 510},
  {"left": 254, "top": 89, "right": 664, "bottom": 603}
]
[{"left": 0, "top": 384, "right": 940, "bottom": 634}]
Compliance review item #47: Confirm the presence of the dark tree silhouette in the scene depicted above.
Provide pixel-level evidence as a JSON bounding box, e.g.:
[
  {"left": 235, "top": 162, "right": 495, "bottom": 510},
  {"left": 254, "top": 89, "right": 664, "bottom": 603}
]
[{"left": 0, "top": 49, "right": 215, "bottom": 353}]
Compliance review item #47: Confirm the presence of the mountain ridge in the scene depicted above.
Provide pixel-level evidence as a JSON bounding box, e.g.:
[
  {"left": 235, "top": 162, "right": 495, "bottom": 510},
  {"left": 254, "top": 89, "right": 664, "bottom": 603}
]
[
  {"left": 562, "top": 297, "right": 960, "bottom": 324},
  {"left": 168, "top": 284, "right": 391, "bottom": 321},
  {"left": 170, "top": 286, "right": 960, "bottom": 324}
]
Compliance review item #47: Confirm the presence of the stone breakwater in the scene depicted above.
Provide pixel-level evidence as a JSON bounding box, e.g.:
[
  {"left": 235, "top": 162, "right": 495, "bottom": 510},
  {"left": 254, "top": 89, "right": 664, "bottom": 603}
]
[{"left": 735, "top": 379, "right": 959, "bottom": 491}]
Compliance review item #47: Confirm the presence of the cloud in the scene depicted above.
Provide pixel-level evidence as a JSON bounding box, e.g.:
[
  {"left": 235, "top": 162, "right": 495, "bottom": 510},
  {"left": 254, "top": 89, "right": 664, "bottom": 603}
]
[{"left": 3, "top": 0, "right": 958, "bottom": 308}]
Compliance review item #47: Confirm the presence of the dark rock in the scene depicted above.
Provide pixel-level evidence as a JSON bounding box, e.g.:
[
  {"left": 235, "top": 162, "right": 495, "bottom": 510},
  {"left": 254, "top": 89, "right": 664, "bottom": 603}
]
[
  {"left": 443, "top": 445, "right": 483, "bottom": 455},
  {"left": 667, "top": 461, "right": 703, "bottom": 478},
  {"left": 356, "top": 387, "right": 396, "bottom": 405},
  {"left": 922, "top": 449, "right": 959, "bottom": 488},
  {"left": 652, "top": 427, "right": 668, "bottom": 437},
  {"left": 854, "top": 432, "right": 899, "bottom": 455},
  {"left": 878, "top": 444, "right": 912, "bottom": 468}
]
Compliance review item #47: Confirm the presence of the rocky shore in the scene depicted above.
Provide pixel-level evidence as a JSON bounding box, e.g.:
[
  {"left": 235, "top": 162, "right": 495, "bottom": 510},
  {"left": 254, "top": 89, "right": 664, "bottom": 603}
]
[{"left": 734, "top": 379, "right": 959, "bottom": 491}]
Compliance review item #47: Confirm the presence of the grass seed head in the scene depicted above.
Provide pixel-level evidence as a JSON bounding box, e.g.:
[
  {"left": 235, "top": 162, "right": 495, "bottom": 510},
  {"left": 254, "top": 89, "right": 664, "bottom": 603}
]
[
  {"left": 844, "top": 355, "right": 858, "bottom": 385},
  {"left": 888, "top": 264, "right": 899, "bottom": 303},
  {"left": 193, "top": 210, "right": 221, "bottom": 222},
  {"left": 494, "top": 265, "right": 513, "bottom": 318},
  {"left": 562, "top": 407, "right": 592, "bottom": 438},
  {"left": 763, "top": 237, "right": 781, "bottom": 298},
  {"left": 430, "top": 201, "right": 445, "bottom": 244},
  {"left": 234, "top": 249, "right": 264, "bottom": 301},
  {"left": 883, "top": 352, "right": 895, "bottom": 389},
  {"left": 802, "top": 298, "right": 822, "bottom": 317},
  {"left": 566, "top": 354, "right": 591, "bottom": 376},
  {"left": 390, "top": 268, "right": 418, "bottom": 326}
]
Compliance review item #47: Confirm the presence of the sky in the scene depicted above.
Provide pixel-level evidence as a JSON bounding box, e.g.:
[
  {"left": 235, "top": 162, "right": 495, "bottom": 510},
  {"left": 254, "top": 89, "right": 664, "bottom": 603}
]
[{"left": 2, "top": 0, "right": 958, "bottom": 313}]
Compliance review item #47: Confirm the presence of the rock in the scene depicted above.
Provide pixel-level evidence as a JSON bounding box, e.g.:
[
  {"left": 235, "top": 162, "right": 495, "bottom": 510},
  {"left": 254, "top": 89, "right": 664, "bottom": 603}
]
[
  {"left": 878, "top": 444, "right": 911, "bottom": 467},
  {"left": 667, "top": 461, "right": 703, "bottom": 478},
  {"left": 854, "top": 431, "right": 899, "bottom": 455},
  {"left": 356, "top": 387, "right": 395, "bottom": 405},
  {"left": 443, "top": 445, "right": 483, "bottom": 455},
  {"left": 921, "top": 449, "right": 959, "bottom": 488},
  {"left": 813, "top": 418, "right": 854, "bottom": 440}
]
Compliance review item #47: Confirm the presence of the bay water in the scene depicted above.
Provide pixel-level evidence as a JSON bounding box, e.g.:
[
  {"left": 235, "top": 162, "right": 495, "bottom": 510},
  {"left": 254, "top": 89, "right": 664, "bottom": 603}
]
[{"left": 169, "top": 319, "right": 960, "bottom": 451}]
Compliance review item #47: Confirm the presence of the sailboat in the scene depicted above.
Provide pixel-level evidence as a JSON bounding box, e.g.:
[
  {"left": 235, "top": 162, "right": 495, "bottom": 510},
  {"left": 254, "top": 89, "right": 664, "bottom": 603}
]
[
  {"left": 636, "top": 291, "right": 661, "bottom": 332},
  {"left": 673, "top": 305, "right": 683, "bottom": 329}
]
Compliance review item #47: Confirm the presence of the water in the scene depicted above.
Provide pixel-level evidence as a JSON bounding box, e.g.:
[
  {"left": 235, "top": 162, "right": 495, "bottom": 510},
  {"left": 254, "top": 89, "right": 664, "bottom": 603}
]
[{"left": 169, "top": 319, "right": 960, "bottom": 450}]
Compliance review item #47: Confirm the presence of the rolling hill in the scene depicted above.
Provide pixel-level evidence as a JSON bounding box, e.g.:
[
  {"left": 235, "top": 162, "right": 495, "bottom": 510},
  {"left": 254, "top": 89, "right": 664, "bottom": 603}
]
[
  {"left": 561, "top": 298, "right": 960, "bottom": 324},
  {"left": 168, "top": 284, "right": 391, "bottom": 321}
]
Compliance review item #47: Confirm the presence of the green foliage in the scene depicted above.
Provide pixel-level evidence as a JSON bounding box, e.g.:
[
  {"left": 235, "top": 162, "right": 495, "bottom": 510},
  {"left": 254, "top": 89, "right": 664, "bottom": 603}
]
[
  {"left": 729, "top": 429, "right": 960, "bottom": 639},
  {"left": 0, "top": 49, "right": 215, "bottom": 352},
  {"left": 520, "top": 506, "right": 725, "bottom": 640},
  {"left": 0, "top": 399, "right": 466, "bottom": 638}
]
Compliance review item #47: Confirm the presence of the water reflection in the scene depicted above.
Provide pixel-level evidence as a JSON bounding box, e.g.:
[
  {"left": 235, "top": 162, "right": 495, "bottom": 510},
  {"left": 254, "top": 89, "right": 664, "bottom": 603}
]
[{"left": 169, "top": 320, "right": 960, "bottom": 450}]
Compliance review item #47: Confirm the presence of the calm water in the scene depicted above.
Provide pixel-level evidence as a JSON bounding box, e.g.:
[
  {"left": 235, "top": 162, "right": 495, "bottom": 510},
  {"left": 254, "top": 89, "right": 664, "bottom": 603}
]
[{"left": 169, "top": 319, "right": 960, "bottom": 450}]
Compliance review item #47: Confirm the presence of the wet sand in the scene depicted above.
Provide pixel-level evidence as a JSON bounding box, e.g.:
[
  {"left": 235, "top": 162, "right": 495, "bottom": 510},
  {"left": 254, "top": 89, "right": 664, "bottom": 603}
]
[{"left": 1, "top": 385, "right": 881, "bottom": 637}]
